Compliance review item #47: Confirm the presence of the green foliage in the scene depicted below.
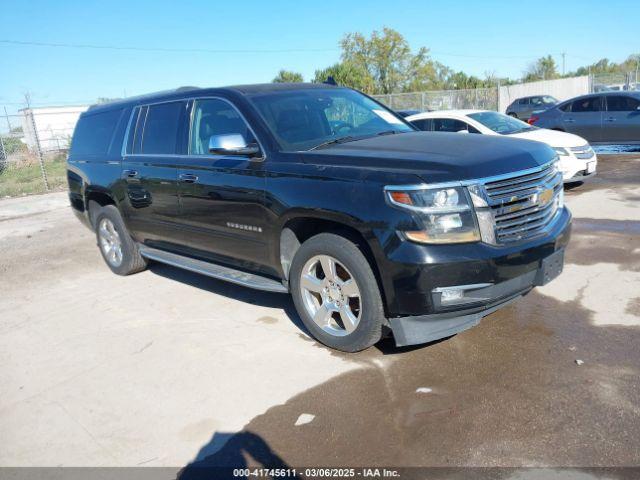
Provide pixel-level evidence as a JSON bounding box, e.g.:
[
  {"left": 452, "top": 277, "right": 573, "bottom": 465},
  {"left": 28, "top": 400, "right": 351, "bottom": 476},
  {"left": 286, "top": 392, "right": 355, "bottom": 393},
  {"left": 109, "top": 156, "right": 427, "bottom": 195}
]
[
  {"left": 573, "top": 54, "right": 640, "bottom": 76},
  {"left": 0, "top": 154, "right": 67, "bottom": 197},
  {"left": 0, "top": 136, "right": 27, "bottom": 155},
  {"left": 340, "top": 27, "right": 446, "bottom": 94},
  {"left": 272, "top": 70, "right": 304, "bottom": 83},
  {"left": 312, "top": 61, "right": 375, "bottom": 93},
  {"left": 524, "top": 55, "right": 559, "bottom": 82}
]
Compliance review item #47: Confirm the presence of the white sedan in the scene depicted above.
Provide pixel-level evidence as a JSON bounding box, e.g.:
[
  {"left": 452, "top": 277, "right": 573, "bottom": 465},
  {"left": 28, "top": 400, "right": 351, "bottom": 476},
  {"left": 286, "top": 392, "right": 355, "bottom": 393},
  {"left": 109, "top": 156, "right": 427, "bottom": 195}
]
[{"left": 406, "top": 109, "right": 597, "bottom": 183}]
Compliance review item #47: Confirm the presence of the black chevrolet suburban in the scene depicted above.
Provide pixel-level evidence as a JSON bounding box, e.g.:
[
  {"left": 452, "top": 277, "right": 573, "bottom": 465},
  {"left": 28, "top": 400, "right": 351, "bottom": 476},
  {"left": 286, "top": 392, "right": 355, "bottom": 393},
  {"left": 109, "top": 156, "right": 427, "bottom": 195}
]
[{"left": 67, "top": 83, "right": 570, "bottom": 352}]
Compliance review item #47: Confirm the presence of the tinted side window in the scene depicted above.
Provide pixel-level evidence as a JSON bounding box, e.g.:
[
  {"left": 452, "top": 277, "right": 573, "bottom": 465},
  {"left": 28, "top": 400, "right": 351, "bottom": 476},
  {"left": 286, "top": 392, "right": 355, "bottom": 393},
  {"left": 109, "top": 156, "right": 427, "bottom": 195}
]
[
  {"left": 571, "top": 97, "right": 602, "bottom": 113},
  {"left": 607, "top": 95, "right": 640, "bottom": 112},
  {"left": 433, "top": 118, "right": 468, "bottom": 132},
  {"left": 559, "top": 102, "right": 572, "bottom": 112},
  {"left": 518, "top": 98, "right": 529, "bottom": 105},
  {"left": 411, "top": 119, "right": 433, "bottom": 131},
  {"left": 140, "top": 101, "right": 184, "bottom": 154},
  {"left": 71, "top": 109, "right": 123, "bottom": 155},
  {"left": 189, "top": 99, "right": 255, "bottom": 155}
]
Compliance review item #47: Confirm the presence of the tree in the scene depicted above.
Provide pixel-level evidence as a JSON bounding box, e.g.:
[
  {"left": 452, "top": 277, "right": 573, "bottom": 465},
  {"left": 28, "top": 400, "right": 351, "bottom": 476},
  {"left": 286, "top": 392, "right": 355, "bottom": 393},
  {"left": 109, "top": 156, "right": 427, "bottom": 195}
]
[
  {"left": 524, "top": 55, "right": 559, "bottom": 82},
  {"left": 312, "top": 61, "right": 375, "bottom": 93},
  {"left": 272, "top": 70, "right": 304, "bottom": 83},
  {"left": 340, "top": 27, "right": 446, "bottom": 94}
]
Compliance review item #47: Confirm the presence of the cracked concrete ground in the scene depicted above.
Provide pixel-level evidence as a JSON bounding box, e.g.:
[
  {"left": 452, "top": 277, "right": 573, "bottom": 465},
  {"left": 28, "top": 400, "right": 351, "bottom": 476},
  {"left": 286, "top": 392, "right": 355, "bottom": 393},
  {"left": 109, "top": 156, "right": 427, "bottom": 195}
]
[{"left": 0, "top": 155, "right": 639, "bottom": 469}]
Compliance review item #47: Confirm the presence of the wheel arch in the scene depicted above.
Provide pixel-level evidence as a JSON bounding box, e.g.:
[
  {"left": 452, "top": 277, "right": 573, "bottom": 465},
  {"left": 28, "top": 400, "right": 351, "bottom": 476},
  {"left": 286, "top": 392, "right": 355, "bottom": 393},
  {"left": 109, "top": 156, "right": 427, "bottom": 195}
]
[
  {"left": 279, "top": 213, "right": 388, "bottom": 314},
  {"left": 84, "top": 188, "right": 117, "bottom": 229}
]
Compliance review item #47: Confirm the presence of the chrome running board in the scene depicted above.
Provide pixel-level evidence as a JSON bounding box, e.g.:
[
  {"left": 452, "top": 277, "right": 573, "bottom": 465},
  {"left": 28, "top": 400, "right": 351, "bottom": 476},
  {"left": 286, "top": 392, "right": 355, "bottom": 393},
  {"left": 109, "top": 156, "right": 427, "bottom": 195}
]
[{"left": 139, "top": 246, "right": 288, "bottom": 293}]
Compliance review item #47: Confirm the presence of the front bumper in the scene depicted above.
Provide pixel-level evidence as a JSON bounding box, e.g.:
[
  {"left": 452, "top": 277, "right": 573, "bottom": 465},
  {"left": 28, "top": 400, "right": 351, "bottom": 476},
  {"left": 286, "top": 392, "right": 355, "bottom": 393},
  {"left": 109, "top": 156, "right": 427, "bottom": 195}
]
[
  {"left": 381, "top": 207, "right": 572, "bottom": 347},
  {"left": 389, "top": 253, "right": 562, "bottom": 346},
  {"left": 561, "top": 152, "right": 598, "bottom": 183}
]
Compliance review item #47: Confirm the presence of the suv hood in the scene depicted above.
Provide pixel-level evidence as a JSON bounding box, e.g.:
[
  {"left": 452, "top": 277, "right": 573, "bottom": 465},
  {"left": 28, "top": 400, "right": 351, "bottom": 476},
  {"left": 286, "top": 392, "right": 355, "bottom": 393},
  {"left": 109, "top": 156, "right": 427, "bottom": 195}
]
[{"left": 301, "top": 132, "right": 556, "bottom": 184}]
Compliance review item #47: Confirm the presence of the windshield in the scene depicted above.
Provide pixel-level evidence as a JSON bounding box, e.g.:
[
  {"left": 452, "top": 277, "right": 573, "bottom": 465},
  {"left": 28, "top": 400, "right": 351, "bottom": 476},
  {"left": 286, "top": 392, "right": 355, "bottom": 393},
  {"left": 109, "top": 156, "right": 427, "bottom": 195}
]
[
  {"left": 531, "top": 95, "right": 558, "bottom": 106},
  {"left": 467, "top": 111, "right": 535, "bottom": 135},
  {"left": 248, "top": 88, "right": 414, "bottom": 151}
]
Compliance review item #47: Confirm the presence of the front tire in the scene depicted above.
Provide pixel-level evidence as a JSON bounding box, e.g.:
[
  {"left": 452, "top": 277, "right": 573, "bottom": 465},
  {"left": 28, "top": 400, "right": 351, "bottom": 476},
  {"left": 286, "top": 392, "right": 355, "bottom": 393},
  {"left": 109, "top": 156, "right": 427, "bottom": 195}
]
[
  {"left": 290, "top": 233, "right": 384, "bottom": 352},
  {"left": 94, "top": 205, "right": 147, "bottom": 276}
]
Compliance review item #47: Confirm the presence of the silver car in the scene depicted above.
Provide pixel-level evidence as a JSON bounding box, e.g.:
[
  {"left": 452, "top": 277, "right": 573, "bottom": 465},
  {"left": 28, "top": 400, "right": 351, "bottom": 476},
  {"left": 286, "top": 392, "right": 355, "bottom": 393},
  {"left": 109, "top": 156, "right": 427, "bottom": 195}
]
[
  {"left": 506, "top": 95, "right": 558, "bottom": 120},
  {"left": 531, "top": 92, "right": 640, "bottom": 144}
]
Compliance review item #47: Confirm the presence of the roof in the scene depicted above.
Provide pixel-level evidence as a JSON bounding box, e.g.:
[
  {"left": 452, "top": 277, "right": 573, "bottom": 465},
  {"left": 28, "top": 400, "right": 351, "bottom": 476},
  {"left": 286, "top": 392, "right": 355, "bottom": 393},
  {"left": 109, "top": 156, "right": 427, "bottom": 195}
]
[
  {"left": 406, "top": 109, "right": 485, "bottom": 120},
  {"left": 86, "top": 82, "right": 344, "bottom": 113},
  {"left": 225, "top": 82, "right": 341, "bottom": 94}
]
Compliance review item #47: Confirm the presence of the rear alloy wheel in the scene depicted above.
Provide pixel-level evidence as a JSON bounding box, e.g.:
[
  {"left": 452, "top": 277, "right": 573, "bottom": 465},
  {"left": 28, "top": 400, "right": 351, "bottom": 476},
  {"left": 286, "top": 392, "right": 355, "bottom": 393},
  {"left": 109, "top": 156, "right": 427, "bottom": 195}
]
[
  {"left": 94, "top": 205, "right": 147, "bottom": 276},
  {"left": 290, "top": 233, "right": 385, "bottom": 352},
  {"left": 98, "top": 218, "right": 124, "bottom": 268}
]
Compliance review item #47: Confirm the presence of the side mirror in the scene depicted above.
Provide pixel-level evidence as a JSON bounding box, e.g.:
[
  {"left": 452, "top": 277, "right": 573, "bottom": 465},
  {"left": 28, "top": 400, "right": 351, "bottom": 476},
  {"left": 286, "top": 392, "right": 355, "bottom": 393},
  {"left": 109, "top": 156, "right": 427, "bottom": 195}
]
[
  {"left": 456, "top": 129, "right": 469, "bottom": 134},
  {"left": 208, "top": 134, "right": 261, "bottom": 158}
]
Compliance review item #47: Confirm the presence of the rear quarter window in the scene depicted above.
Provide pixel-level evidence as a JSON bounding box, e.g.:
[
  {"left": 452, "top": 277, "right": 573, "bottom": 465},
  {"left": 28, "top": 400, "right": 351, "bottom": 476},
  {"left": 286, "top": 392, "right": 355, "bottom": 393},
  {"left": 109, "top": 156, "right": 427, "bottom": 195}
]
[
  {"left": 411, "top": 119, "right": 433, "bottom": 131},
  {"left": 71, "top": 108, "right": 123, "bottom": 155}
]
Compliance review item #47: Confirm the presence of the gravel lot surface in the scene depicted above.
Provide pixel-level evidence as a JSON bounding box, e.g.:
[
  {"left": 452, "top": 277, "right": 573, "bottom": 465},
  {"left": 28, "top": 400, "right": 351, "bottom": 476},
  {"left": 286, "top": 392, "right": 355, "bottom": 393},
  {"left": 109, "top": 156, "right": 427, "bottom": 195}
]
[{"left": 1, "top": 155, "right": 639, "bottom": 470}]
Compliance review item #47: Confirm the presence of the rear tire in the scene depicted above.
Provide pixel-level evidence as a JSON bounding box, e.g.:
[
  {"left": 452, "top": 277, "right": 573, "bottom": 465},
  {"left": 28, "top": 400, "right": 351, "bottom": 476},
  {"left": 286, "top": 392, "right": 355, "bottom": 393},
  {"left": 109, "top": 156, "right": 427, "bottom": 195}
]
[
  {"left": 290, "top": 233, "right": 384, "bottom": 352},
  {"left": 94, "top": 205, "right": 147, "bottom": 276},
  {"left": 507, "top": 112, "right": 517, "bottom": 118}
]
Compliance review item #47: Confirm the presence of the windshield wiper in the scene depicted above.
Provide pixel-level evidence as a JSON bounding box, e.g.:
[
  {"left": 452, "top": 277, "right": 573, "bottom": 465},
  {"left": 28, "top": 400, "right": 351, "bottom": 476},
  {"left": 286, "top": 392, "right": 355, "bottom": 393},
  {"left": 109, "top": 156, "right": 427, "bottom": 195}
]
[
  {"left": 308, "top": 136, "right": 357, "bottom": 151},
  {"left": 376, "top": 130, "right": 400, "bottom": 136}
]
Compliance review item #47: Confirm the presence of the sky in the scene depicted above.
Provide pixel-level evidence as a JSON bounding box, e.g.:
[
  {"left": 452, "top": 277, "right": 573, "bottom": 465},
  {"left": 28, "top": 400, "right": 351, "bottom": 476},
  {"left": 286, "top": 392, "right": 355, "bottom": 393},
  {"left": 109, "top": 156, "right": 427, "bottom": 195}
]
[{"left": 1, "top": 0, "right": 638, "bottom": 115}]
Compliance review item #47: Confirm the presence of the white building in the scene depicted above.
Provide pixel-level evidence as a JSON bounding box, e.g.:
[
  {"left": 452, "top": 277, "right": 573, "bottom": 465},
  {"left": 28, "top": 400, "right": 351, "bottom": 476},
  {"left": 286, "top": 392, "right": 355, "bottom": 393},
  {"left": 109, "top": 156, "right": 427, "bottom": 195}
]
[{"left": 21, "top": 105, "right": 89, "bottom": 152}]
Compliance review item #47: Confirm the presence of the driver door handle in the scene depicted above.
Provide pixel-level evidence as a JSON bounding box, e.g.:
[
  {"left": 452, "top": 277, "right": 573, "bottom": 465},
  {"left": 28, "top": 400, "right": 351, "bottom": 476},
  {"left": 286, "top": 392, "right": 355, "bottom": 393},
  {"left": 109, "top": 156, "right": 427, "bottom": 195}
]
[
  {"left": 605, "top": 116, "right": 616, "bottom": 122},
  {"left": 564, "top": 118, "right": 575, "bottom": 123},
  {"left": 122, "top": 169, "right": 138, "bottom": 178},
  {"left": 179, "top": 173, "right": 199, "bottom": 183}
]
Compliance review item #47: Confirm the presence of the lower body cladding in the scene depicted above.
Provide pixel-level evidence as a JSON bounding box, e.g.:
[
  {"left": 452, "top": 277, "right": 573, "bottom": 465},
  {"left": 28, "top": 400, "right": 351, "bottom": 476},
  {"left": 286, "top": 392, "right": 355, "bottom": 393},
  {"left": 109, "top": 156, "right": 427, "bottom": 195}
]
[{"left": 384, "top": 208, "right": 572, "bottom": 347}]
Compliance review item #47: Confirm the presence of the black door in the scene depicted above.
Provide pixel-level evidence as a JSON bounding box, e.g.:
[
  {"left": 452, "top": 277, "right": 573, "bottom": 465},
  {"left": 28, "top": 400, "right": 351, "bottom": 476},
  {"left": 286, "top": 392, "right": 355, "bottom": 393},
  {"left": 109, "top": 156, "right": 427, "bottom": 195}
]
[
  {"left": 175, "top": 98, "right": 271, "bottom": 272},
  {"left": 120, "top": 101, "right": 187, "bottom": 247}
]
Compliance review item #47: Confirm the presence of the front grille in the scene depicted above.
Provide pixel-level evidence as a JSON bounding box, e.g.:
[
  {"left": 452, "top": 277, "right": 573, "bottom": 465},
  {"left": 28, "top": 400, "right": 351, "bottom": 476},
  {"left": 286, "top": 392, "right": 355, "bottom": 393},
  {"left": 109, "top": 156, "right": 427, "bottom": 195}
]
[
  {"left": 570, "top": 145, "right": 595, "bottom": 159},
  {"left": 482, "top": 162, "right": 563, "bottom": 244}
]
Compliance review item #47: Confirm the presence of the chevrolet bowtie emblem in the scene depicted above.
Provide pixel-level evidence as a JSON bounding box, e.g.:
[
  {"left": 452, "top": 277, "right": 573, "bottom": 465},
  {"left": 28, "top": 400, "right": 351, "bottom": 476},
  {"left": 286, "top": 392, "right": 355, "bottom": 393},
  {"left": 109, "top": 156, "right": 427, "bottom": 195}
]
[{"left": 538, "top": 188, "right": 554, "bottom": 206}]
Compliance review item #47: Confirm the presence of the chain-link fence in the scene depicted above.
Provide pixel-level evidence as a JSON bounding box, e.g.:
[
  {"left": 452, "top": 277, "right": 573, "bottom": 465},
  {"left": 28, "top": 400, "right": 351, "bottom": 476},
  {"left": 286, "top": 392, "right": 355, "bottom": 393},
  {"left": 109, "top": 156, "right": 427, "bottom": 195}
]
[
  {"left": 591, "top": 71, "right": 639, "bottom": 92},
  {"left": 373, "top": 87, "right": 499, "bottom": 112},
  {"left": 374, "top": 72, "right": 639, "bottom": 114},
  {"left": 0, "top": 106, "right": 87, "bottom": 197}
]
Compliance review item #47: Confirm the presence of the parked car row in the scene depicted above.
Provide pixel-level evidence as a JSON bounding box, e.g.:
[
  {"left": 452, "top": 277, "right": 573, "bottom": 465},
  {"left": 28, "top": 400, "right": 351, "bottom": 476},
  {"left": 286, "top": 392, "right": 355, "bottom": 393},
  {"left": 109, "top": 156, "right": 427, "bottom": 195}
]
[
  {"left": 530, "top": 91, "right": 640, "bottom": 144},
  {"left": 406, "top": 110, "right": 597, "bottom": 183}
]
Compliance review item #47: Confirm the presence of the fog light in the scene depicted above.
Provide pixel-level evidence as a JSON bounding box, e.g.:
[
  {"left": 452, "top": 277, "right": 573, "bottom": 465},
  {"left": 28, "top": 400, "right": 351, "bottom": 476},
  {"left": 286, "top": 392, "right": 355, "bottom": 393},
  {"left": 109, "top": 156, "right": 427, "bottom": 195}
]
[{"left": 440, "top": 289, "right": 465, "bottom": 303}]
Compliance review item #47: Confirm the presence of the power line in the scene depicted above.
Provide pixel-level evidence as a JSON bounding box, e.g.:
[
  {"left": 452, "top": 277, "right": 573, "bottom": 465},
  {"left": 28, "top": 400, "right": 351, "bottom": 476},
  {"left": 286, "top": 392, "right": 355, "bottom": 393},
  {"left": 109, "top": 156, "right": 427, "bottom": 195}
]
[
  {"left": 0, "top": 39, "right": 339, "bottom": 54},
  {"left": 430, "top": 50, "right": 565, "bottom": 60},
  {"left": 1, "top": 38, "right": 575, "bottom": 61}
]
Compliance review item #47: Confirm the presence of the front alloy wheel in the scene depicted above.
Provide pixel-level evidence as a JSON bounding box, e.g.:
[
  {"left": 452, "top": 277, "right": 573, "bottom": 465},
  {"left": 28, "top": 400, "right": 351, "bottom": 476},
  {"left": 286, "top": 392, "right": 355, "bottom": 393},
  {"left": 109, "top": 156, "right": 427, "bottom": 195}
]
[
  {"left": 300, "top": 255, "right": 362, "bottom": 336},
  {"left": 289, "top": 233, "right": 385, "bottom": 352}
]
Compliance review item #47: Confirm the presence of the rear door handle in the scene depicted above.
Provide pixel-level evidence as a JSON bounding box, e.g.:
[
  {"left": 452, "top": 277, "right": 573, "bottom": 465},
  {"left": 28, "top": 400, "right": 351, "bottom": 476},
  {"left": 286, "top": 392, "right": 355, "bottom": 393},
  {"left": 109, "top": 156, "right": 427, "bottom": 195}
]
[
  {"left": 179, "top": 173, "right": 199, "bottom": 183},
  {"left": 564, "top": 118, "right": 575, "bottom": 123},
  {"left": 605, "top": 116, "right": 616, "bottom": 122},
  {"left": 122, "top": 169, "right": 138, "bottom": 178}
]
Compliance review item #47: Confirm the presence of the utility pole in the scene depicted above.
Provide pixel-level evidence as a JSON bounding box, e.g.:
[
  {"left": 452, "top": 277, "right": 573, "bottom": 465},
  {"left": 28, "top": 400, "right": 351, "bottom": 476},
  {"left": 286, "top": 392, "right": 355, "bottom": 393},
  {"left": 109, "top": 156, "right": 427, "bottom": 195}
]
[
  {"left": 3, "top": 106, "right": 12, "bottom": 132},
  {"left": 562, "top": 52, "right": 566, "bottom": 76},
  {"left": 24, "top": 93, "right": 49, "bottom": 191}
]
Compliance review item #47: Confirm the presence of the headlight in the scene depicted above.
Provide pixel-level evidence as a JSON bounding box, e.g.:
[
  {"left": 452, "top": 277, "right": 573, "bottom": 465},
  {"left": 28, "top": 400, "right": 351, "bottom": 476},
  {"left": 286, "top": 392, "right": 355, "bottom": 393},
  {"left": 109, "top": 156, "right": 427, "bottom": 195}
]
[
  {"left": 385, "top": 185, "right": 480, "bottom": 244},
  {"left": 553, "top": 147, "right": 569, "bottom": 156}
]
